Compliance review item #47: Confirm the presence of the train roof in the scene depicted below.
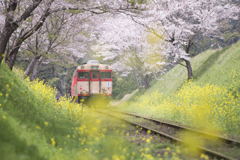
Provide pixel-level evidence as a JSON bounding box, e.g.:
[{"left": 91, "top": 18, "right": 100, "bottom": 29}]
[
  {"left": 87, "top": 60, "right": 100, "bottom": 64},
  {"left": 76, "top": 63, "right": 112, "bottom": 70}
]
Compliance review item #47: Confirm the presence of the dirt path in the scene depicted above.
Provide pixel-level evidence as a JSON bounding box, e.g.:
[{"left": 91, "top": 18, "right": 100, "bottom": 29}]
[{"left": 110, "top": 94, "right": 131, "bottom": 106}]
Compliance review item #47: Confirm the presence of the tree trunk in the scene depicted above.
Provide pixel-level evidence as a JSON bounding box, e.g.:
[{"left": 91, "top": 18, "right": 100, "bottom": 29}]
[
  {"left": 0, "top": 22, "right": 16, "bottom": 64},
  {"left": 0, "top": 0, "right": 43, "bottom": 64},
  {"left": 134, "top": 72, "right": 142, "bottom": 91},
  {"left": 24, "top": 54, "right": 40, "bottom": 76},
  {"left": 60, "top": 75, "right": 66, "bottom": 96},
  {"left": 5, "top": 9, "right": 49, "bottom": 70},
  {"left": 144, "top": 74, "right": 150, "bottom": 89},
  {"left": 30, "top": 56, "right": 43, "bottom": 81},
  {"left": 6, "top": 39, "right": 23, "bottom": 70},
  {"left": 1, "top": 1, "right": 51, "bottom": 67},
  {"left": 183, "top": 59, "right": 193, "bottom": 80}
]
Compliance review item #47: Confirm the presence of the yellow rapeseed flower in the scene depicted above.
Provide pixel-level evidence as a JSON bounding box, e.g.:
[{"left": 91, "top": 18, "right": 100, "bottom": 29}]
[
  {"left": 166, "top": 147, "right": 171, "bottom": 151},
  {"left": 67, "top": 135, "right": 70, "bottom": 138},
  {"left": 51, "top": 138, "right": 56, "bottom": 146},
  {"left": 146, "top": 139, "right": 151, "bottom": 143},
  {"left": 60, "top": 148, "right": 62, "bottom": 151},
  {"left": 176, "top": 149, "right": 181, "bottom": 154},
  {"left": 96, "top": 119, "right": 101, "bottom": 124},
  {"left": 200, "top": 154, "right": 205, "bottom": 158},
  {"left": 147, "top": 130, "right": 151, "bottom": 134},
  {"left": 95, "top": 137, "right": 99, "bottom": 141},
  {"left": 36, "top": 126, "right": 41, "bottom": 130},
  {"left": 44, "top": 121, "right": 49, "bottom": 127},
  {"left": 146, "top": 154, "right": 153, "bottom": 160},
  {"left": 2, "top": 116, "right": 6, "bottom": 120}
]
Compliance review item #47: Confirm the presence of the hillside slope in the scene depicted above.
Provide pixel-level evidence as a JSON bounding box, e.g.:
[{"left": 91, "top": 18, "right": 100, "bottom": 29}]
[
  {"left": 118, "top": 41, "right": 240, "bottom": 135},
  {"left": 146, "top": 42, "right": 239, "bottom": 97}
]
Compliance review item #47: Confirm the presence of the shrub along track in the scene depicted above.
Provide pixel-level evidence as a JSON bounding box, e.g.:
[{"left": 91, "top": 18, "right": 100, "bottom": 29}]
[{"left": 95, "top": 109, "right": 240, "bottom": 160}]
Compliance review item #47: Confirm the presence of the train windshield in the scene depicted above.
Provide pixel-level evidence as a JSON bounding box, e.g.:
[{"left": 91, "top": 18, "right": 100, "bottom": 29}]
[
  {"left": 101, "top": 72, "right": 111, "bottom": 79},
  {"left": 92, "top": 72, "right": 98, "bottom": 79},
  {"left": 78, "top": 72, "right": 89, "bottom": 79}
]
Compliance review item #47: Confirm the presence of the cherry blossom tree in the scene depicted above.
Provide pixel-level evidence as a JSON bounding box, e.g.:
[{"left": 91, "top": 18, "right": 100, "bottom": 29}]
[
  {"left": 129, "top": 0, "right": 239, "bottom": 80},
  {"left": 92, "top": 15, "right": 168, "bottom": 89},
  {"left": 21, "top": 12, "right": 77, "bottom": 79},
  {"left": 0, "top": 0, "right": 145, "bottom": 70},
  {"left": 92, "top": 0, "right": 239, "bottom": 88}
]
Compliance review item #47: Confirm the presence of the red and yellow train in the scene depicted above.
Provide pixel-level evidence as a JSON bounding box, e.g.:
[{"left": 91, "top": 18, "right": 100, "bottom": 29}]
[{"left": 71, "top": 60, "right": 112, "bottom": 104}]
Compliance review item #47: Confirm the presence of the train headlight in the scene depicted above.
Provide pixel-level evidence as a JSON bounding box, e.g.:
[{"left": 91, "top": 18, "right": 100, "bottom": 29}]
[
  {"left": 105, "top": 66, "right": 108, "bottom": 69},
  {"left": 81, "top": 66, "right": 84, "bottom": 69}
]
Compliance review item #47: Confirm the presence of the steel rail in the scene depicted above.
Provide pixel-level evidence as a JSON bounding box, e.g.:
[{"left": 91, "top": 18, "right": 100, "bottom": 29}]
[
  {"left": 108, "top": 109, "right": 240, "bottom": 147},
  {"left": 95, "top": 109, "right": 236, "bottom": 160}
]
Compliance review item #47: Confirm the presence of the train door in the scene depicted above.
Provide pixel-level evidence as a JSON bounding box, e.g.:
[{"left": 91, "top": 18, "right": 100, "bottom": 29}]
[
  {"left": 100, "top": 71, "right": 112, "bottom": 95},
  {"left": 90, "top": 71, "right": 99, "bottom": 94}
]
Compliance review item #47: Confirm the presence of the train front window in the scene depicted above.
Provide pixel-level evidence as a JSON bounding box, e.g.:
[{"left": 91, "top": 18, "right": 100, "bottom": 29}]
[
  {"left": 78, "top": 72, "right": 89, "bottom": 79},
  {"left": 92, "top": 72, "right": 98, "bottom": 79},
  {"left": 101, "top": 72, "right": 111, "bottom": 79}
]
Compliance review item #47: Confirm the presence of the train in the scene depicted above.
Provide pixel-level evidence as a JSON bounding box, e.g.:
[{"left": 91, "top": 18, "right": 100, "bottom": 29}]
[{"left": 71, "top": 60, "right": 112, "bottom": 104}]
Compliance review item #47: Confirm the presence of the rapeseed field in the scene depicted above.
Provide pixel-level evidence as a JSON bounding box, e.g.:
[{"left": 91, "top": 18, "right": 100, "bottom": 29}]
[{"left": 120, "top": 78, "right": 240, "bottom": 133}]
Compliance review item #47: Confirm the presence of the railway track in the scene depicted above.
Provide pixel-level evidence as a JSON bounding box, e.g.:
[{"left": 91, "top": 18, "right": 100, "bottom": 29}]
[{"left": 95, "top": 109, "right": 240, "bottom": 160}]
